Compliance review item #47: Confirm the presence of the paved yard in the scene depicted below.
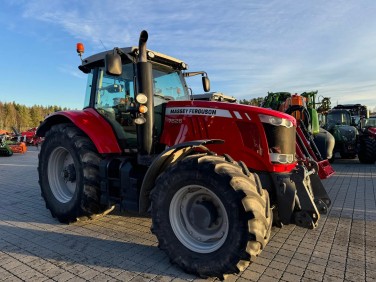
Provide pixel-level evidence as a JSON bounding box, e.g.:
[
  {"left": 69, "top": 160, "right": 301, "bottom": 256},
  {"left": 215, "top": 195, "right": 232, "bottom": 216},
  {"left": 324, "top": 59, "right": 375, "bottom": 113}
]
[{"left": 0, "top": 147, "right": 375, "bottom": 281}]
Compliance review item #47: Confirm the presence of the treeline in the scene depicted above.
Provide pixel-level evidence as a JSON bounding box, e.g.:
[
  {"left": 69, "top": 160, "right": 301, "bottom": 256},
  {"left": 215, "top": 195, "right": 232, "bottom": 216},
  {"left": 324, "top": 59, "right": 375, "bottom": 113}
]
[
  {"left": 0, "top": 101, "right": 70, "bottom": 132},
  {"left": 239, "top": 97, "right": 264, "bottom": 106}
]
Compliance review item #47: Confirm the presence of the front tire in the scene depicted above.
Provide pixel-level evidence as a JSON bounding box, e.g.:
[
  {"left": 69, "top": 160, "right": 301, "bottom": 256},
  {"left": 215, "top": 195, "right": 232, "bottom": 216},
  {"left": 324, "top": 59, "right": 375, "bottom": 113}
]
[
  {"left": 38, "top": 123, "right": 110, "bottom": 223},
  {"left": 151, "top": 154, "right": 272, "bottom": 278},
  {"left": 358, "top": 138, "right": 376, "bottom": 164}
]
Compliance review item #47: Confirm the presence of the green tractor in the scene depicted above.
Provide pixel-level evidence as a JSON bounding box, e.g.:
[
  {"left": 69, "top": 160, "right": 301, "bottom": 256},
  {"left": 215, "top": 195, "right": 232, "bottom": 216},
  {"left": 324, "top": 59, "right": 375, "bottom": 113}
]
[
  {"left": 0, "top": 135, "right": 13, "bottom": 157},
  {"left": 324, "top": 104, "right": 376, "bottom": 163},
  {"left": 323, "top": 108, "right": 357, "bottom": 161}
]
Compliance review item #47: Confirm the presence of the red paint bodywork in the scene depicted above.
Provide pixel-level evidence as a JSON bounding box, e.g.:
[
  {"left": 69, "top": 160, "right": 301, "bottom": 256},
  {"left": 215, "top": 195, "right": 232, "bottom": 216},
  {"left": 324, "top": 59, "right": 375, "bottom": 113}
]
[
  {"left": 160, "top": 100, "right": 297, "bottom": 173},
  {"left": 367, "top": 127, "right": 376, "bottom": 137},
  {"left": 19, "top": 127, "right": 43, "bottom": 146},
  {"left": 39, "top": 108, "right": 122, "bottom": 153},
  {"left": 41, "top": 101, "right": 298, "bottom": 173}
]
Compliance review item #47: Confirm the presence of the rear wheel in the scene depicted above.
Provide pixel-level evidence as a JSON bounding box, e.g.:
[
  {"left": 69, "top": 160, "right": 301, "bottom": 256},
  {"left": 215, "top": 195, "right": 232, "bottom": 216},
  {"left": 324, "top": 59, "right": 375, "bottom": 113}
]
[
  {"left": 358, "top": 138, "right": 376, "bottom": 164},
  {"left": 38, "top": 123, "right": 112, "bottom": 223},
  {"left": 151, "top": 154, "right": 272, "bottom": 278}
]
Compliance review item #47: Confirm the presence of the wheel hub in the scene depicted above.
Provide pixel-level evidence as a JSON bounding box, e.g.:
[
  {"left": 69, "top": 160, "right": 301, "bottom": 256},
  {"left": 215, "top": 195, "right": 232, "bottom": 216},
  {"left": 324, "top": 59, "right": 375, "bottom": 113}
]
[
  {"left": 62, "top": 164, "right": 76, "bottom": 182},
  {"left": 189, "top": 199, "right": 219, "bottom": 230}
]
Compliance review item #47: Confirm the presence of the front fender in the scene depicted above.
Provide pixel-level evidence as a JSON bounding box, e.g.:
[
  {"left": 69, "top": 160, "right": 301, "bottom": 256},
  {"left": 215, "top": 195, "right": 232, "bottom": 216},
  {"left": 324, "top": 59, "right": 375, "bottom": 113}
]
[
  {"left": 37, "top": 108, "right": 122, "bottom": 153},
  {"left": 138, "top": 139, "right": 224, "bottom": 213}
]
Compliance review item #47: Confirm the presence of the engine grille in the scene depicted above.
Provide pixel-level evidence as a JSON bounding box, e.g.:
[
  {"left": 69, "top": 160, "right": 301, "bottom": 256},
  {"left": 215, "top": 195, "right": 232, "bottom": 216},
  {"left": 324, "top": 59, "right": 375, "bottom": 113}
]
[
  {"left": 338, "top": 127, "right": 356, "bottom": 142},
  {"left": 262, "top": 124, "right": 296, "bottom": 156}
]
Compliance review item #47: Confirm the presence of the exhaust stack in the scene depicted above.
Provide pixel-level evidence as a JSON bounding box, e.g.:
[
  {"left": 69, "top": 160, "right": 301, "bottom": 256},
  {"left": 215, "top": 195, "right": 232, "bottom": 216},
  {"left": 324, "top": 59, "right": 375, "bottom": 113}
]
[
  {"left": 136, "top": 30, "right": 154, "bottom": 155},
  {"left": 138, "top": 31, "right": 148, "bottom": 63}
]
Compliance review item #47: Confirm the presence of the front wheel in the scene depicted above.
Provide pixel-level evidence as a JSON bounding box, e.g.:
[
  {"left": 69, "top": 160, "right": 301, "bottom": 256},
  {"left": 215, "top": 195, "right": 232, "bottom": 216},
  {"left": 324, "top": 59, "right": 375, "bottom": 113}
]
[
  {"left": 358, "top": 138, "right": 376, "bottom": 164},
  {"left": 38, "top": 123, "right": 112, "bottom": 223},
  {"left": 151, "top": 154, "right": 272, "bottom": 278}
]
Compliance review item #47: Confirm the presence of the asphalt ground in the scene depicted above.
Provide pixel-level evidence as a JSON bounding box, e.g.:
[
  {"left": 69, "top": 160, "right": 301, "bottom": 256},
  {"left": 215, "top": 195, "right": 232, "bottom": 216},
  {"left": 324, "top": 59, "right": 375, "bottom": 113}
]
[{"left": 0, "top": 146, "right": 375, "bottom": 281}]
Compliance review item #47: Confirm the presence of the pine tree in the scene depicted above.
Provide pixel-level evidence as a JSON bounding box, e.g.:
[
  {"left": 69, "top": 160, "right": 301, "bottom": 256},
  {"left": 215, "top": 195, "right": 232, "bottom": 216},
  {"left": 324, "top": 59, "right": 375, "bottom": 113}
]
[{"left": 0, "top": 101, "right": 70, "bottom": 131}]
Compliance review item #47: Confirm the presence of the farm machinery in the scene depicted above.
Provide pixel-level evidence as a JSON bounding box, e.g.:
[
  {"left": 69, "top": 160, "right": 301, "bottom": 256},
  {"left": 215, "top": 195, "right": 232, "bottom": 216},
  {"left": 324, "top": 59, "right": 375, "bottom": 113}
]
[
  {"left": 0, "top": 134, "right": 13, "bottom": 156},
  {"left": 36, "top": 31, "right": 331, "bottom": 278},
  {"left": 193, "top": 92, "right": 237, "bottom": 103},
  {"left": 324, "top": 104, "right": 376, "bottom": 163},
  {"left": 0, "top": 128, "right": 28, "bottom": 155},
  {"left": 262, "top": 91, "right": 335, "bottom": 179},
  {"left": 14, "top": 127, "right": 43, "bottom": 147}
]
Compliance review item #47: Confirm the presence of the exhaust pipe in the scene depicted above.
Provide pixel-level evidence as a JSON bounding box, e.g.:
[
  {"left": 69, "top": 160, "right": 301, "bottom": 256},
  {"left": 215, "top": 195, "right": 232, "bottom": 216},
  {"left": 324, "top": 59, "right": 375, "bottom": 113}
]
[
  {"left": 138, "top": 30, "right": 148, "bottom": 63},
  {"left": 136, "top": 30, "right": 154, "bottom": 155}
]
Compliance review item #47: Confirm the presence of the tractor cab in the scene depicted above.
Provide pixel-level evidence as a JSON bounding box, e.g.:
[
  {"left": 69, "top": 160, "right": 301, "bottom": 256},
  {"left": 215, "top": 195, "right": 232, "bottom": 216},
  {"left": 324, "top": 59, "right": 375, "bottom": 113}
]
[
  {"left": 79, "top": 47, "right": 209, "bottom": 153},
  {"left": 87, "top": 62, "right": 189, "bottom": 150},
  {"left": 323, "top": 109, "right": 358, "bottom": 160},
  {"left": 80, "top": 47, "right": 195, "bottom": 151}
]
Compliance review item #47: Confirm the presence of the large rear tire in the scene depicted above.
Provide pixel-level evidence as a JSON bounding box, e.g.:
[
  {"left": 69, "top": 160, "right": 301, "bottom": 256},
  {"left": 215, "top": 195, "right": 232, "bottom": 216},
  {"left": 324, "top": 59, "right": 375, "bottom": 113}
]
[
  {"left": 38, "top": 123, "right": 112, "bottom": 223},
  {"left": 358, "top": 138, "right": 376, "bottom": 164},
  {"left": 151, "top": 154, "right": 272, "bottom": 278}
]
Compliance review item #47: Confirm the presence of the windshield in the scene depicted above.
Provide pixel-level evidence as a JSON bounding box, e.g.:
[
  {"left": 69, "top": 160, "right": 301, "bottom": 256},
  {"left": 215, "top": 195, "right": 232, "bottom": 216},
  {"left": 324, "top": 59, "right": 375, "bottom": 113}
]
[
  {"left": 152, "top": 65, "right": 189, "bottom": 103},
  {"left": 327, "top": 111, "right": 351, "bottom": 126},
  {"left": 86, "top": 62, "right": 189, "bottom": 110}
]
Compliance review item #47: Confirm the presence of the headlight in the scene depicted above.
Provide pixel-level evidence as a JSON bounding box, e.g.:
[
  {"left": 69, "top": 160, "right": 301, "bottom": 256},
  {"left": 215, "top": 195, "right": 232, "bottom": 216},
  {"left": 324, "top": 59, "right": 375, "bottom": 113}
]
[
  {"left": 136, "top": 93, "right": 148, "bottom": 104},
  {"left": 259, "top": 114, "right": 293, "bottom": 128},
  {"left": 270, "top": 153, "right": 295, "bottom": 164}
]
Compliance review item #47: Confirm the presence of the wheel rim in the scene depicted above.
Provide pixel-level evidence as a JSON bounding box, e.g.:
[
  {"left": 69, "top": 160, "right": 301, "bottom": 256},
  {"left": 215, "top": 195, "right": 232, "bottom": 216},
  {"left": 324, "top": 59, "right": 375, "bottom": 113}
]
[
  {"left": 47, "top": 147, "right": 77, "bottom": 203},
  {"left": 169, "top": 185, "right": 229, "bottom": 253}
]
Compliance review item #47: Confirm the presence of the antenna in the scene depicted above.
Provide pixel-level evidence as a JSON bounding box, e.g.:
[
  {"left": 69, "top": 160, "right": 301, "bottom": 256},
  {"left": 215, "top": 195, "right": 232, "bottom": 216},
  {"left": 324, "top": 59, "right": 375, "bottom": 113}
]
[{"left": 99, "top": 39, "right": 107, "bottom": 51}]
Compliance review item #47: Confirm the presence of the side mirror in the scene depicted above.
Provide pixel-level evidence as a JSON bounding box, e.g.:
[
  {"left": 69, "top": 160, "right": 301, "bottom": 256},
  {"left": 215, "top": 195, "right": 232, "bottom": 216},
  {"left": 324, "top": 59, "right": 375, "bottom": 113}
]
[
  {"left": 105, "top": 49, "right": 122, "bottom": 76},
  {"left": 202, "top": 76, "right": 210, "bottom": 92}
]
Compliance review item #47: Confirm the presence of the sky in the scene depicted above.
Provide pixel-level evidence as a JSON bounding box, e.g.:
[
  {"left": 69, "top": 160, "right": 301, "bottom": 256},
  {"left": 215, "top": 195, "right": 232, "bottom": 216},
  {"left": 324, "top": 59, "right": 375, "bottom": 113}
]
[{"left": 1, "top": 0, "right": 376, "bottom": 110}]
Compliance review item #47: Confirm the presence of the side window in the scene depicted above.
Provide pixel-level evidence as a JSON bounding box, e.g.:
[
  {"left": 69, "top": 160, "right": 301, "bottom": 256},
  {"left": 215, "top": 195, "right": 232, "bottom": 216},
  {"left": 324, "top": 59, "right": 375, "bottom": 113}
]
[
  {"left": 83, "top": 71, "right": 94, "bottom": 108},
  {"left": 94, "top": 63, "right": 138, "bottom": 148}
]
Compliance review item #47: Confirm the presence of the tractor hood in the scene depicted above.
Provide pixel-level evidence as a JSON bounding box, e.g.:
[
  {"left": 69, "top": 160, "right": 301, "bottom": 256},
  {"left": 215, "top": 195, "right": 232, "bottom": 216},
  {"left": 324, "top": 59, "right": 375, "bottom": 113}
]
[
  {"left": 160, "top": 100, "right": 297, "bottom": 173},
  {"left": 333, "top": 125, "right": 358, "bottom": 142}
]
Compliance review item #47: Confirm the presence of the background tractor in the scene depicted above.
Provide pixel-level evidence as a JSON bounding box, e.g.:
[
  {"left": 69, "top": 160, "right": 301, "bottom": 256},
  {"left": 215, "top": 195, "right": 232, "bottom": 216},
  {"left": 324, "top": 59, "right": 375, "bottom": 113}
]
[
  {"left": 37, "top": 31, "right": 330, "bottom": 278},
  {"left": 0, "top": 128, "right": 27, "bottom": 155},
  {"left": 324, "top": 104, "right": 376, "bottom": 163},
  {"left": 17, "top": 127, "right": 44, "bottom": 146},
  {"left": 0, "top": 134, "right": 13, "bottom": 157}
]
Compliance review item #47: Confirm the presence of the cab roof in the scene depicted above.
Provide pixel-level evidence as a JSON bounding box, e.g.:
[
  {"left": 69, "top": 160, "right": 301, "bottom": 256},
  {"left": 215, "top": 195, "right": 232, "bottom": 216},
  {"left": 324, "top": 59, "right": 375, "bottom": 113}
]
[{"left": 79, "top": 47, "right": 187, "bottom": 73}]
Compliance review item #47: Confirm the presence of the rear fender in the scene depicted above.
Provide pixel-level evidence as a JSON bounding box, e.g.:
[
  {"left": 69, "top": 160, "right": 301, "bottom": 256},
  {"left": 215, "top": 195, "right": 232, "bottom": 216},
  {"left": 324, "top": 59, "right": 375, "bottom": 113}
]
[
  {"left": 36, "top": 109, "right": 122, "bottom": 153},
  {"left": 138, "top": 139, "right": 224, "bottom": 213}
]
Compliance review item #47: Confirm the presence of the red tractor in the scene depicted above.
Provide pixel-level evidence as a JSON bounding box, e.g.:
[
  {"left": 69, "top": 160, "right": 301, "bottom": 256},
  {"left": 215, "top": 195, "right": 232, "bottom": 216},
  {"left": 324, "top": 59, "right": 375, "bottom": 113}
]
[
  {"left": 37, "top": 31, "right": 330, "bottom": 278},
  {"left": 20, "top": 127, "right": 44, "bottom": 146}
]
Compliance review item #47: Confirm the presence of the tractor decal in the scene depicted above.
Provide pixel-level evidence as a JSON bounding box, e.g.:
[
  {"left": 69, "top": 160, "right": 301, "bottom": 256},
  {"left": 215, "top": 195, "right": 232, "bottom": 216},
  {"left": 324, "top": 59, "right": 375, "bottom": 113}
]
[{"left": 166, "top": 107, "right": 232, "bottom": 117}]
